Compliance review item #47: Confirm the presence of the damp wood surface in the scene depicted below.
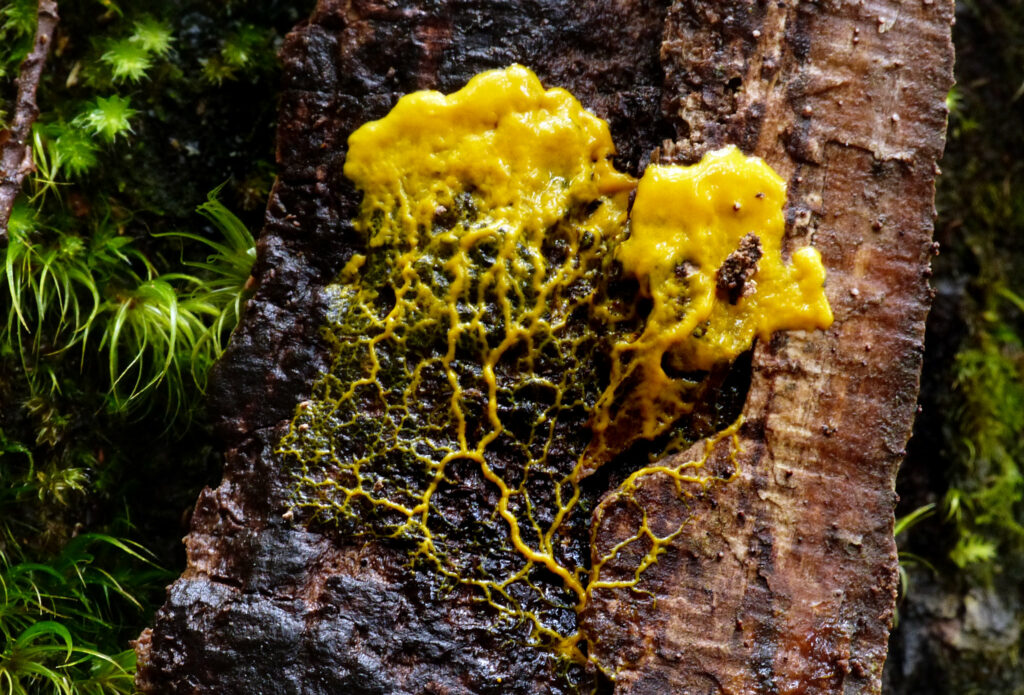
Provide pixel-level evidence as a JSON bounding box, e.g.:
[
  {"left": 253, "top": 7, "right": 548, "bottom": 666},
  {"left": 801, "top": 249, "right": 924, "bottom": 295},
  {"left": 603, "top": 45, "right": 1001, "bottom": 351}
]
[{"left": 134, "top": 1, "right": 954, "bottom": 694}]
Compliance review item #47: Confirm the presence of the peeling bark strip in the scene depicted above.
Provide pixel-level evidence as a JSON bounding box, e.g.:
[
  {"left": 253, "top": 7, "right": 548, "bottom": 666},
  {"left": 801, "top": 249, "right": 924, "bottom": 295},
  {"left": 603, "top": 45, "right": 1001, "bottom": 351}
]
[
  {"left": 136, "top": 1, "right": 953, "bottom": 693},
  {"left": 0, "top": 0, "right": 59, "bottom": 238},
  {"left": 583, "top": 2, "right": 954, "bottom": 693}
]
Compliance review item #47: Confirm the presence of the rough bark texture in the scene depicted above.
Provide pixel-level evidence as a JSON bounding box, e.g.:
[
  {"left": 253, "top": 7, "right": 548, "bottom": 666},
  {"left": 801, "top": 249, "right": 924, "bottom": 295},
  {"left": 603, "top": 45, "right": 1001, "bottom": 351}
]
[
  {"left": 0, "top": 0, "right": 59, "bottom": 238},
  {"left": 136, "top": 1, "right": 954, "bottom": 693},
  {"left": 581, "top": 2, "right": 955, "bottom": 694}
]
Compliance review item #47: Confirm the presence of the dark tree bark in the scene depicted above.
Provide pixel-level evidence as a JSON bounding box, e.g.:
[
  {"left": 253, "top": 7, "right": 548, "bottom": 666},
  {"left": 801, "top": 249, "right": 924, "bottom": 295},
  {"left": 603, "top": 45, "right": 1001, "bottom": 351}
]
[
  {"left": 136, "top": 2, "right": 954, "bottom": 693},
  {"left": 0, "top": 0, "right": 58, "bottom": 238}
]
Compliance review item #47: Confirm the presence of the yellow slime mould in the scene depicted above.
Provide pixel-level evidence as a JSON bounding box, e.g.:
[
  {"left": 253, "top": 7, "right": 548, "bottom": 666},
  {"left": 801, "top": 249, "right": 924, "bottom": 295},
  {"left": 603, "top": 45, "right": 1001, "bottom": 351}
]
[
  {"left": 621, "top": 147, "right": 832, "bottom": 369},
  {"left": 585, "top": 146, "right": 834, "bottom": 468},
  {"left": 344, "top": 63, "right": 635, "bottom": 252},
  {"left": 277, "top": 65, "right": 832, "bottom": 674}
]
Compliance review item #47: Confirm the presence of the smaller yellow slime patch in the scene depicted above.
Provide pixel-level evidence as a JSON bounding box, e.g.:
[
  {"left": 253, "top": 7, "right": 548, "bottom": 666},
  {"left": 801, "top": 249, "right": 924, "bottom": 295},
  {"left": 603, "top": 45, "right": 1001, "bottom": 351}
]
[
  {"left": 587, "top": 147, "right": 833, "bottom": 462},
  {"left": 624, "top": 148, "right": 832, "bottom": 368}
]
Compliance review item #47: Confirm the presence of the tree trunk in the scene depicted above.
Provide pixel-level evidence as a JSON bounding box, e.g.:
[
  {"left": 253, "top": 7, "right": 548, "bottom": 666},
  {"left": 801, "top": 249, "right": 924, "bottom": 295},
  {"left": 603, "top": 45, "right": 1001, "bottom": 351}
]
[
  {"left": 582, "top": 2, "right": 954, "bottom": 691},
  {"left": 135, "top": 1, "right": 954, "bottom": 693}
]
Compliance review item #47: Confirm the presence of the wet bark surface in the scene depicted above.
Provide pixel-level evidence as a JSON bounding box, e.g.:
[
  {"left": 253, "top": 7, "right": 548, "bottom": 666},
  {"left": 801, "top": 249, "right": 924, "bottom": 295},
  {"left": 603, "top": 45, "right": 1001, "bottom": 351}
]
[{"left": 136, "top": 1, "right": 954, "bottom": 693}]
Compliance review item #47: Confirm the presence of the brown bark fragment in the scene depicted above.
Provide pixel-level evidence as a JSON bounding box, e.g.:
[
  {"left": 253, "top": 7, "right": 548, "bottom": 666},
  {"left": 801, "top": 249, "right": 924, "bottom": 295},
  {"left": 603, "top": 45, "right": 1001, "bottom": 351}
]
[
  {"left": 0, "top": 0, "right": 59, "bottom": 238},
  {"left": 717, "top": 233, "right": 763, "bottom": 304}
]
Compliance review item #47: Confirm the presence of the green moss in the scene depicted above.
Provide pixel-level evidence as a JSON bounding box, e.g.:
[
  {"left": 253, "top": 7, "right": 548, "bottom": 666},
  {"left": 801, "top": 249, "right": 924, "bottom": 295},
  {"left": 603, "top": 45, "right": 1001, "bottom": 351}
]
[
  {"left": 905, "top": 0, "right": 1024, "bottom": 585},
  {"left": 0, "top": 1, "right": 314, "bottom": 690},
  {"left": 945, "top": 287, "right": 1024, "bottom": 573},
  {"left": 887, "top": 1, "right": 1024, "bottom": 690}
]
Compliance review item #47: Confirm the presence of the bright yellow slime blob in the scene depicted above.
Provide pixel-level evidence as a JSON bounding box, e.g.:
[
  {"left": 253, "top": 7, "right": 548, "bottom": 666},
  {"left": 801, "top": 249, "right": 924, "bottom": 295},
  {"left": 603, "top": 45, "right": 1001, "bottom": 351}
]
[
  {"left": 345, "top": 63, "right": 635, "bottom": 251},
  {"left": 622, "top": 148, "right": 832, "bottom": 368},
  {"left": 618, "top": 149, "right": 827, "bottom": 370},
  {"left": 587, "top": 147, "right": 833, "bottom": 464},
  {"left": 279, "top": 65, "right": 832, "bottom": 674}
]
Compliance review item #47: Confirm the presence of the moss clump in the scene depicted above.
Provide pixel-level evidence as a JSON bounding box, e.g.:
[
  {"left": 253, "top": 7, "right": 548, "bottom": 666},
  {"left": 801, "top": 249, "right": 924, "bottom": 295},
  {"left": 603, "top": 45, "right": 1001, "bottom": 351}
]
[
  {"left": 1, "top": 2, "right": 314, "bottom": 691},
  {"left": 888, "top": 2, "right": 1024, "bottom": 692}
]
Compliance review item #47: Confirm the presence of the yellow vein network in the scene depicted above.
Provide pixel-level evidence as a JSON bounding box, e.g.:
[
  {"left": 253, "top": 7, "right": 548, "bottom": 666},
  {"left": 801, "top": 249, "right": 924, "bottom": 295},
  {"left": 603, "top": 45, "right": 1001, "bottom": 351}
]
[{"left": 276, "top": 65, "right": 832, "bottom": 666}]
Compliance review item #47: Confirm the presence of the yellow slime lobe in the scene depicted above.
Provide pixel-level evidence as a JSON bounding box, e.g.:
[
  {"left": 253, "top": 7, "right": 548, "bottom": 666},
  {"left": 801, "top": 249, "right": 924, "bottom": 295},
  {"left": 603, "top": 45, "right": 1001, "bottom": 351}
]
[
  {"left": 622, "top": 147, "right": 832, "bottom": 368},
  {"left": 587, "top": 147, "right": 833, "bottom": 463},
  {"left": 344, "top": 63, "right": 635, "bottom": 250},
  {"left": 278, "top": 65, "right": 832, "bottom": 674}
]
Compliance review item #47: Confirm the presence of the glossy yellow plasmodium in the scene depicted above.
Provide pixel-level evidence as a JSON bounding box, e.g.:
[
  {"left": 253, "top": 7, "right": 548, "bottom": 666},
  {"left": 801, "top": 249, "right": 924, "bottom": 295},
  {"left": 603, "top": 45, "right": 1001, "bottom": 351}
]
[
  {"left": 622, "top": 148, "right": 831, "bottom": 368},
  {"left": 276, "top": 65, "right": 832, "bottom": 672},
  {"left": 344, "top": 64, "right": 634, "bottom": 250},
  {"left": 586, "top": 147, "right": 833, "bottom": 468}
]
